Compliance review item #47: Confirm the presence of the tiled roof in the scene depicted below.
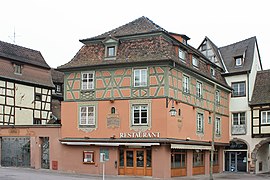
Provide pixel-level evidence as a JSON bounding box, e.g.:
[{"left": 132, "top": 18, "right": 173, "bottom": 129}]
[
  {"left": 250, "top": 70, "right": 270, "bottom": 105},
  {"left": 219, "top": 37, "right": 257, "bottom": 74},
  {"left": 0, "top": 40, "right": 50, "bottom": 69},
  {"left": 51, "top": 68, "right": 64, "bottom": 83},
  {"left": 80, "top": 16, "right": 166, "bottom": 42}
]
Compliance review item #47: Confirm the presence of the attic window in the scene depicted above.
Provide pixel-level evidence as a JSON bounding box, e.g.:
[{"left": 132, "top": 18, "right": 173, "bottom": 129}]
[
  {"left": 178, "top": 48, "right": 186, "bottom": 61},
  {"left": 210, "top": 67, "right": 216, "bottom": 78},
  {"left": 235, "top": 56, "right": 243, "bottom": 67},
  {"left": 14, "top": 64, "right": 22, "bottom": 75},
  {"left": 192, "top": 56, "right": 199, "bottom": 68},
  {"left": 103, "top": 38, "right": 118, "bottom": 60}
]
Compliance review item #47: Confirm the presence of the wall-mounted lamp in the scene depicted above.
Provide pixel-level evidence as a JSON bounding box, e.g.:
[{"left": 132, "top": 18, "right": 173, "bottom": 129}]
[{"left": 169, "top": 100, "right": 177, "bottom": 117}]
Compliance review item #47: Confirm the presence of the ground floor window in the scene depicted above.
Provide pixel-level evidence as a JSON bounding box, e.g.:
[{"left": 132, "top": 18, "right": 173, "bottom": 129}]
[
  {"left": 171, "top": 149, "right": 186, "bottom": 168},
  {"left": 193, "top": 150, "right": 204, "bottom": 167}
]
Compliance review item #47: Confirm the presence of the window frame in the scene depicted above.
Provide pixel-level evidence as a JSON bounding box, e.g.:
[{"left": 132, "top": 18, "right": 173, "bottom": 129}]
[
  {"left": 171, "top": 150, "right": 187, "bottom": 168},
  {"left": 106, "top": 46, "right": 116, "bottom": 57},
  {"left": 215, "top": 117, "right": 221, "bottom": 136},
  {"left": 261, "top": 110, "right": 270, "bottom": 124},
  {"left": 232, "top": 81, "right": 246, "bottom": 97},
  {"left": 133, "top": 68, "right": 148, "bottom": 87},
  {"left": 196, "top": 81, "right": 202, "bottom": 98},
  {"left": 83, "top": 151, "right": 94, "bottom": 164},
  {"left": 178, "top": 48, "right": 186, "bottom": 61},
  {"left": 235, "top": 56, "right": 243, "bottom": 66},
  {"left": 14, "top": 64, "right": 22, "bottom": 75},
  {"left": 196, "top": 112, "right": 204, "bottom": 133},
  {"left": 183, "top": 75, "right": 190, "bottom": 93},
  {"left": 192, "top": 56, "right": 199, "bottom": 68},
  {"left": 193, "top": 150, "right": 204, "bottom": 167},
  {"left": 232, "top": 112, "right": 246, "bottom": 125},
  {"left": 210, "top": 67, "right": 215, "bottom": 78},
  {"left": 81, "top": 72, "right": 95, "bottom": 90},
  {"left": 132, "top": 104, "right": 148, "bottom": 126},
  {"left": 215, "top": 90, "right": 220, "bottom": 105},
  {"left": 79, "top": 106, "right": 95, "bottom": 126}
]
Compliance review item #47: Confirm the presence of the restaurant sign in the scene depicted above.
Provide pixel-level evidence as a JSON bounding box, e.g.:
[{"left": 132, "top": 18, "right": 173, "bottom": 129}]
[{"left": 119, "top": 132, "right": 160, "bottom": 138}]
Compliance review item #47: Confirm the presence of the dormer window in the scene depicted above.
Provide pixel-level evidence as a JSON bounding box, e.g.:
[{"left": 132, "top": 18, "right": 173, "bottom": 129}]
[
  {"left": 192, "top": 56, "right": 199, "bottom": 68},
  {"left": 103, "top": 37, "right": 118, "bottom": 60},
  {"left": 235, "top": 56, "right": 243, "bottom": 67},
  {"left": 178, "top": 48, "right": 186, "bottom": 61},
  {"left": 14, "top": 64, "right": 22, "bottom": 74},
  {"left": 107, "top": 46, "right": 116, "bottom": 57}
]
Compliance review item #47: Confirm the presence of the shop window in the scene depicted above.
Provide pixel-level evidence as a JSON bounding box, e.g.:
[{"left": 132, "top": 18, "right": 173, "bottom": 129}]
[
  {"left": 146, "top": 149, "right": 152, "bottom": 167},
  {"left": 171, "top": 150, "right": 186, "bottom": 168},
  {"left": 193, "top": 150, "right": 204, "bottom": 167},
  {"left": 83, "top": 151, "right": 94, "bottom": 164}
]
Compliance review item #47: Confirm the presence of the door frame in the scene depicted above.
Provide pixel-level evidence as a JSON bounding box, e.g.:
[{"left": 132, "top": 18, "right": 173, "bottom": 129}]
[
  {"left": 224, "top": 150, "right": 248, "bottom": 172},
  {"left": 119, "top": 148, "right": 152, "bottom": 176}
]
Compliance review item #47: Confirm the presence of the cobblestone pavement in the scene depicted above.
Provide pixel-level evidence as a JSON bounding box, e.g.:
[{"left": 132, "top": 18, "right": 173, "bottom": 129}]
[{"left": 0, "top": 167, "right": 270, "bottom": 180}]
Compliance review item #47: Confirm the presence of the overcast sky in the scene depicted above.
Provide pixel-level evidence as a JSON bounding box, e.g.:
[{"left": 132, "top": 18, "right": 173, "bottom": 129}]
[{"left": 1, "top": 0, "right": 270, "bottom": 69}]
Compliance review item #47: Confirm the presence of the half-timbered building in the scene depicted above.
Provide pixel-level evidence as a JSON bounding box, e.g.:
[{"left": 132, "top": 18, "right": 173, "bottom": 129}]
[
  {"left": 250, "top": 70, "right": 270, "bottom": 173},
  {"left": 198, "top": 36, "right": 263, "bottom": 173},
  {"left": 58, "top": 17, "right": 231, "bottom": 178},
  {"left": 0, "top": 41, "right": 61, "bottom": 169}
]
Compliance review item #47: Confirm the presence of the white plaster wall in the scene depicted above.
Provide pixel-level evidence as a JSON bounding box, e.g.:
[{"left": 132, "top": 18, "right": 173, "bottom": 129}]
[
  {"left": 15, "top": 84, "right": 34, "bottom": 108},
  {"left": 256, "top": 143, "right": 269, "bottom": 173},
  {"left": 15, "top": 107, "right": 33, "bottom": 125}
]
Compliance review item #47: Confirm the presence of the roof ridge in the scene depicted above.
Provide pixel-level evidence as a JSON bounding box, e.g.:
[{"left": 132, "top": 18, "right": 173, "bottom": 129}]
[
  {"left": 0, "top": 40, "right": 41, "bottom": 54},
  {"left": 219, "top": 36, "right": 256, "bottom": 49}
]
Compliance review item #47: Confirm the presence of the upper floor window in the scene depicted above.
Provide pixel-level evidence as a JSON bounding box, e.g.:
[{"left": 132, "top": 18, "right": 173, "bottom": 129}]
[
  {"left": 232, "top": 112, "right": 246, "bottom": 125},
  {"left": 215, "top": 90, "right": 220, "bottom": 104},
  {"left": 183, "top": 75, "right": 190, "bottom": 93},
  {"left": 55, "top": 84, "right": 61, "bottom": 93},
  {"left": 215, "top": 117, "right": 221, "bottom": 136},
  {"left": 107, "top": 46, "right": 116, "bottom": 57},
  {"left": 196, "top": 81, "right": 202, "bottom": 98},
  {"left": 232, "top": 82, "right": 245, "bottom": 97},
  {"left": 196, "top": 112, "right": 204, "bottom": 133},
  {"left": 178, "top": 48, "right": 186, "bottom": 61},
  {"left": 210, "top": 67, "right": 215, "bottom": 78},
  {"left": 261, "top": 110, "right": 270, "bottom": 124},
  {"left": 14, "top": 64, "right": 22, "bottom": 74},
  {"left": 82, "top": 72, "right": 94, "bottom": 90},
  {"left": 80, "top": 106, "right": 95, "bottom": 126},
  {"left": 235, "top": 56, "right": 243, "bottom": 67},
  {"left": 132, "top": 104, "right": 148, "bottom": 126},
  {"left": 134, "top": 69, "right": 147, "bottom": 87},
  {"left": 192, "top": 56, "right": 199, "bottom": 68},
  {"left": 104, "top": 38, "right": 118, "bottom": 60}
]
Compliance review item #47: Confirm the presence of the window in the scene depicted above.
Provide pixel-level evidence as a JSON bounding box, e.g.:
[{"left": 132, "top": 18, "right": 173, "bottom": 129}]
[
  {"left": 232, "top": 82, "right": 245, "bottom": 97},
  {"left": 193, "top": 150, "right": 204, "bottom": 167},
  {"left": 56, "top": 84, "right": 61, "bottom": 93},
  {"left": 82, "top": 72, "right": 94, "bottom": 90},
  {"left": 196, "top": 81, "right": 202, "bottom": 98},
  {"left": 83, "top": 151, "right": 94, "bottom": 163},
  {"left": 208, "top": 116, "right": 212, "bottom": 124},
  {"left": 33, "top": 118, "right": 41, "bottom": 124},
  {"left": 111, "top": 107, "right": 116, "bottom": 114},
  {"left": 80, "top": 106, "right": 95, "bottom": 125},
  {"left": 134, "top": 69, "right": 147, "bottom": 87},
  {"left": 132, "top": 105, "right": 148, "bottom": 125},
  {"left": 192, "top": 56, "right": 199, "bottom": 68},
  {"left": 35, "top": 94, "right": 42, "bottom": 101},
  {"left": 215, "top": 117, "right": 221, "bottom": 136},
  {"left": 178, "top": 48, "right": 186, "bottom": 61},
  {"left": 14, "top": 64, "right": 22, "bottom": 74},
  {"left": 215, "top": 90, "right": 220, "bottom": 104},
  {"left": 183, "top": 75, "right": 189, "bottom": 93},
  {"left": 232, "top": 112, "right": 246, "bottom": 125},
  {"left": 210, "top": 67, "right": 215, "bottom": 77},
  {"left": 235, "top": 56, "right": 243, "bottom": 66},
  {"left": 197, "top": 112, "right": 204, "bottom": 133},
  {"left": 107, "top": 46, "right": 116, "bottom": 57},
  {"left": 171, "top": 150, "right": 186, "bottom": 168},
  {"left": 261, "top": 110, "right": 270, "bottom": 124},
  {"left": 210, "top": 151, "right": 219, "bottom": 165}
]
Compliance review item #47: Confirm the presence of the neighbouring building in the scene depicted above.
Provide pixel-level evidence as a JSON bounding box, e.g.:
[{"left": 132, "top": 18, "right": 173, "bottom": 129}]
[
  {"left": 0, "top": 41, "right": 61, "bottom": 169},
  {"left": 57, "top": 17, "right": 231, "bottom": 178},
  {"left": 198, "top": 36, "right": 263, "bottom": 173},
  {"left": 250, "top": 70, "right": 270, "bottom": 173}
]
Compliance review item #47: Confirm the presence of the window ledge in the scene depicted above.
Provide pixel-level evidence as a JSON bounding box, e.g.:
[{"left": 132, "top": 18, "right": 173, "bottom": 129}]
[
  {"left": 81, "top": 89, "right": 95, "bottom": 93},
  {"left": 104, "top": 56, "right": 116, "bottom": 60}
]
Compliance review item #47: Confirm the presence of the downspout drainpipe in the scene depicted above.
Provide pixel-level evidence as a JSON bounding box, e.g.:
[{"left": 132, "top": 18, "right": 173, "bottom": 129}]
[{"left": 210, "top": 83, "right": 217, "bottom": 180}]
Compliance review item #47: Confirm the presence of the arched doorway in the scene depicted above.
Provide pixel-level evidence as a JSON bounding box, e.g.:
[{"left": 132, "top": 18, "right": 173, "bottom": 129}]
[
  {"left": 224, "top": 140, "right": 248, "bottom": 172},
  {"left": 251, "top": 138, "right": 270, "bottom": 173}
]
